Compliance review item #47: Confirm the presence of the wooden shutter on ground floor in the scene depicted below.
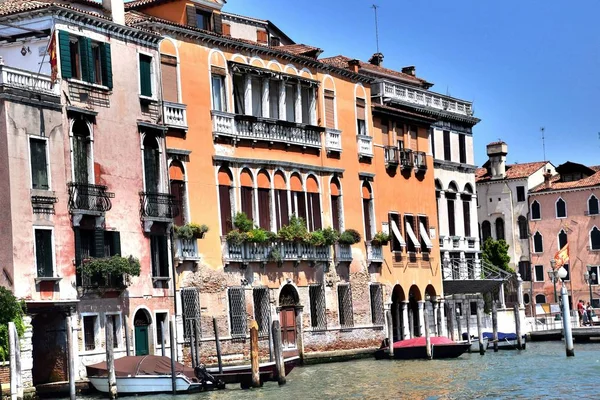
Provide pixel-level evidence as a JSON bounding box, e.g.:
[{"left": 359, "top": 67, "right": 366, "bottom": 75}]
[
  {"left": 219, "top": 185, "right": 233, "bottom": 234},
  {"left": 324, "top": 90, "right": 335, "bottom": 128},
  {"left": 161, "top": 54, "right": 178, "bottom": 103}
]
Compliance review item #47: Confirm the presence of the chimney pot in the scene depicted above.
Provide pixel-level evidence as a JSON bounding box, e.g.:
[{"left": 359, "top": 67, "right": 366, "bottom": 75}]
[
  {"left": 103, "top": 0, "right": 125, "bottom": 25},
  {"left": 368, "top": 52, "right": 384, "bottom": 67},
  {"left": 348, "top": 59, "right": 360, "bottom": 73},
  {"left": 543, "top": 170, "right": 553, "bottom": 189},
  {"left": 402, "top": 66, "right": 416, "bottom": 76},
  {"left": 486, "top": 141, "right": 508, "bottom": 179}
]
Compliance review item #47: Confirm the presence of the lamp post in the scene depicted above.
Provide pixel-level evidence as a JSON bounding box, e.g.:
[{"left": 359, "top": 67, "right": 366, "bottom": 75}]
[
  {"left": 556, "top": 266, "right": 574, "bottom": 357},
  {"left": 584, "top": 266, "right": 597, "bottom": 306},
  {"left": 548, "top": 259, "right": 558, "bottom": 303}
]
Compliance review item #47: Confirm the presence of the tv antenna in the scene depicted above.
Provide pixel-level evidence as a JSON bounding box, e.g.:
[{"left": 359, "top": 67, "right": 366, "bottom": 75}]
[
  {"left": 541, "top": 127, "right": 546, "bottom": 160},
  {"left": 372, "top": 4, "right": 380, "bottom": 54}
]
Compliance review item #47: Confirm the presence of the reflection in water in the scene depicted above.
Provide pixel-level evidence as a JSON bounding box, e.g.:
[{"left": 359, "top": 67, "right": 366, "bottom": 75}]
[{"left": 74, "top": 342, "right": 598, "bottom": 400}]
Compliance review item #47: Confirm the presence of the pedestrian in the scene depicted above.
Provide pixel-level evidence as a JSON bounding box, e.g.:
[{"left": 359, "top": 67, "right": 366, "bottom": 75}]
[
  {"left": 586, "top": 302, "right": 593, "bottom": 326},
  {"left": 577, "top": 300, "right": 585, "bottom": 327}
]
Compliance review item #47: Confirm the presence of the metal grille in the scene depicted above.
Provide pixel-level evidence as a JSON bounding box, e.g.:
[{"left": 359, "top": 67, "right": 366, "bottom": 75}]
[
  {"left": 229, "top": 287, "right": 247, "bottom": 338},
  {"left": 253, "top": 288, "right": 270, "bottom": 338},
  {"left": 181, "top": 287, "right": 201, "bottom": 339},
  {"left": 309, "top": 284, "right": 327, "bottom": 331},
  {"left": 370, "top": 284, "right": 384, "bottom": 326},
  {"left": 338, "top": 284, "right": 354, "bottom": 328}
]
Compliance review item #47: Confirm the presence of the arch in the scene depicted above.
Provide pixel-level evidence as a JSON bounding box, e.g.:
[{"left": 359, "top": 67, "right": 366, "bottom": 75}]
[
  {"left": 590, "top": 226, "right": 600, "bottom": 250},
  {"left": 408, "top": 284, "right": 422, "bottom": 301},
  {"left": 266, "top": 59, "right": 283, "bottom": 72},
  {"left": 589, "top": 194, "right": 599, "bottom": 215},
  {"left": 330, "top": 176, "right": 341, "bottom": 196},
  {"left": 391, "top": 284, "right": 406, "bottom": 303},
  {"left": 169, "top": 160, "right": 185, "bottom": 181},
  {"left": 322, "top": 74, "right": 336, "bottom": 91},
  {"left": 533, "top": 231, "right": 543, "bottom": 253},
  {"left": 354, "top": 82, "right": 367, "bottom": 100},
  {"left": 290, "top": 173, "right": 303, "bottom": 192},
  {"left": 306, "top": 174, "right": 319, "bottom": 193},
  {"left": 463, "top": 183, "right": 474, "bottom": 194},
  {"left": 495, "top": 217, "right": 505, "bottom": 240},
  {"left": 274, "top": 170, "right": 286, "bottom": 190},
  {"left": 133, "top": 307, "right": 152, "bottom": 326},
  {"left": 256, "top": 169, "right": 271, "bottom": 189},
  {"left": 249, "top": 56, "right": 266, "bottom": 68},
  {"left": 481, "top": 220, "right": 492, "bottom": 242},
  {"left": 240, "top": 168, "right": 254, "bottom": 187},
  {"left": 558, "top": 229, "right": 568, "bottom": 250},
  {"left": 424, "top": 284, "right": 437, "bottom": 300},
  {"left": 524, "top": 293, "right": 530, "bottom": 305},
  {"left": 284, "top": 64, "right": 299, "bottom": 75},
  {"left": 279, "top": 284, "right": 300, "bottom": 307},
  {"left": 435, "top": 179, "right": 443, "bottom": 191},
  {"left": 517, "top": 215, "right": 528, "bottom": 239},
  {"left": 361, "top": 181, "right": 372, "bottom": 199},
  {"left": 555, "top": 197, "right": 567, "bottom": 218},
  {"left": 72, "top": 119, "right": 91, "bottom": 138},
  {"left": 217, "top": 166, "right": 233, "bottom": 186},
  {"left": 299, "top": 67, "right": 313, "bottom": 79},
  {"left": 142, "top": 133, "right": 160, "bottom": 150},
  {"left": 535, "top": 294, "right": 546, "bottom": 304},
  {"left": 159, "top": 37, "right": 178, "bottom": 57},
  {"left": 531, "top": 200, "right": 541, "bottom": 220},
  {"left": 448, "top": 181, "right": 459, "bottom": 192},
  {"left": 230, "top": 53, "right": 247, "bottom": 64}
]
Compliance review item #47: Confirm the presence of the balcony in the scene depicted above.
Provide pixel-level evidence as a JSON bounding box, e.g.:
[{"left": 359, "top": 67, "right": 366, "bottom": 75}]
[
  {"left": 67, "top": 183, "right": 114, "bottom": 215},
  {"left": 384, "top": 146, "right": 399, "bottom": 166},
  {"left": 163, "top": 101, "right": 187, "bottom": 130},
  {"left": 139, "top": 192, "right": 179, "bottom": 222},
  {"left": 367, "top": 242, "right": 384, "bottom": 265},
  {"left": 400, "top": 149, "right": 413, "bottom": 169},
  {"left": 335, "top": 243, "right": 354, "bottom": 265},
  {"left": 81, "top": 271, "right": 126, "bottom": 291},
  {"left": 372, "top": 81, "right": 474, "bottom": 118},
  {"left": 175, "top": 238, "right": 200, "bottom": 263},
  {"left": 413, "top": 151, "right": 427, "bottom": 171},
  {"left": 0, "top": 62, "right": 60, "bottom": 97},
  {"left": 325, "top": 128, "right": 342, "bottom": 153},
  {"left": 211, "top": 111, "right": 324, "bottom": 149},
  {"left": 357, "top": 135, "right": 373, "bottom": 158},
  {"left": 223, "top": 240, "right": 331, "bottom": 267}
]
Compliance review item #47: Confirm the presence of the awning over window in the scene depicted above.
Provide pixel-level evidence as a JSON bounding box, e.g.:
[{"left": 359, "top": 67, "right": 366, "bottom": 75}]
[
  {"left": 419, "top": 221, "right": 433, "bottom": 249},
  {"left": 229, "top": 61, "right": 319, "bottom": 87},
  {"left": 405, "top": 220, "right": 420, "bottom": 248},
  {"left": 390, "top": 219, "right": 406, "bottom": 247}
]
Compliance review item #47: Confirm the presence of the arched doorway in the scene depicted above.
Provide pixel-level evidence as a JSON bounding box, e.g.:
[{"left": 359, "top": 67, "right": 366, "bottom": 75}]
[
  {"left": 391, "top": 284, "right": 405, "bottom": 341},
  {"left": 279, "top": 284, "right": 300, "bottom": 349},
  {"left": 408, "top": 285, "right": 422, "bottom": 337},
  {"left": 134, "top": 309, "right": 151, "bottom": 356}
]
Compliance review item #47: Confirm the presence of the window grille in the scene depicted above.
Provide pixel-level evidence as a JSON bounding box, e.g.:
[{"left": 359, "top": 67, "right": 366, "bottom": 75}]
[
  {"left": 181, "top": 287, "right": 200, "bottom": 340},
  {"left": 309, "top": 284, "right": 327, "bottom": 331},
  {"left": 338, "top": 284, "right": 354, "bottom": 328},
  {"left": 253, "top": 288, "right": 270, "bottom": 338},
  {"left": 370, "top": 284, "right": 384, "bottom": 326},
  {"left": 83, "top": 315, "right": 96, "bottom": 351},
  {"left": 229, "top": 287, "right": 247, "bottom": 338}
]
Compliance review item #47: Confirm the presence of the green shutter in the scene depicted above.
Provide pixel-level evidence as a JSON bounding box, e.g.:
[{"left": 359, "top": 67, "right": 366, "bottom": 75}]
[
  {"left": 139, "top": 54, "right": 152, "bottom": 97},
  {"left": 100, "top": 43, "right": 113, "bottom": 89},
  {"left": 30, "top": 139, "right": 48, "bottom": 190},
  {"left": 93, "top": 229, "right": 105, "bottom": 258},
  {"left": 35, "top": 230, "right": 53, "bottom": 278},
  {"left": 79, "top": 37, "right": 94, "bottom": 83},
  {"left": 58, "top": 31, "right": 72, "bottom": 79},
  {"left": 111, "top": 231, "right": 121, "bottom": 256}
]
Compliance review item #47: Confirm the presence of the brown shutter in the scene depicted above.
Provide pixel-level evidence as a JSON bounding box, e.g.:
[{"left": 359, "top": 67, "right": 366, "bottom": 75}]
[
  {"left": 296, "top": 192, "right": 307, "bottom": 222},
  {"left": 211, "top": 66, "right": 227, "bottom": 76},
  {"left": 241, "top": 186, "right": 254, "bottom": 221},
  {"left": 310, "top": 193, "right": 322, "bottom": 230},
  {"left": 324, "top": 90, "right": 335, "bottom": 128},
  {"left": 213, "top": 12, "right": 223, "bottom": 34},
  {"left": 257, "top": 30, "right": 268, "bottom": 45},
  {"left": 363, "top": 199, "right": 372, "bottom": 240},
  {"left": 356, "top": 98, "right": 366, "bottom": 120},
  {"left": 219, "top": 185, "right": 232, "bottom": 234},
  {"left": 410, "top": 126, "right": 418, "bottom": 151},
  {"left": 161, "top": 55, "right": 178, "bottom": 103},
  {"left": 276, "top": 190, "right": 289, "bottom": 229},
  {"left": 222, "top": 23, "right": 231, "bottom": 37},
  {"left": 258, "top": 188, "right": 271, "bottom": 230},
  {"left": 186, "top": 5, "right": 197, "bottom": 27}
]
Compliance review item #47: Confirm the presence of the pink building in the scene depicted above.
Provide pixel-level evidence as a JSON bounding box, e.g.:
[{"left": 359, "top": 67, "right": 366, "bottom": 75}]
[{"left": 528, "top": 162, "right": 600, "bottom": 311}]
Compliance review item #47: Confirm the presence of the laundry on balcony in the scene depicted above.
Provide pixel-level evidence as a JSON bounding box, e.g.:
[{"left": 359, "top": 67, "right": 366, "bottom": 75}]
[
  {"left": 419, "top": 221, "right": 433, "bottom": 249},
  {"left": 390, "top": 219, "right": 406, "bottom": 247}
]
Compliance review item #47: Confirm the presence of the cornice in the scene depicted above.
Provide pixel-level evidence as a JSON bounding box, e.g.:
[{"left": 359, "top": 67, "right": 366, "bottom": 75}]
[{"left": 213, "top": 155, "right": 344, "bottom": 175}]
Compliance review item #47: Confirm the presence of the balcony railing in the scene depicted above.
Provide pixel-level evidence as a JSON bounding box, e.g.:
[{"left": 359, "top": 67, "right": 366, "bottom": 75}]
[
  {"left": 139, "top": 192, "right": 180, "bottom": 219},
  {"left": 414, "top": 151, "right": 427, "bottom": 170},
  {"left": 211, "top": 111, "right": 324, "bottom": 149},
  {"left": 163, "top": 101, "right": 187, "bottom": 129},
  {"left": 81, "top": 271, "right": 125, "bottom": 291},
  {"left": 400, "top": 149, "right": 413, "bottom": 169},
  {"left": 223, "top": 240, "right": 331, "bottom": 265},
  {"left": 175, "top": 238, "right": 200, "bottom": 261},
  {"left": 372, "top": 81, "right": 474, "bottom": 118},
  {"left": 67, "top": 182, "right": 114, "bottom": 213},
  {"left": 325, "top": 128, "right": 342, "bottom": 153},
  {"left": 367, "top": 242, "right": 384, "bottom": 264},
  {"left": 335, "top": 243, "right": 354, "bottom": 264},
  {"left": 357, "top": 135, "right": 373, "bottom": 158},
  {"left": 384, "top": 146, "right": 399, "bottom": 165},
  {"left": 0, "top": 62, "right": 60, "bottom": 97}
]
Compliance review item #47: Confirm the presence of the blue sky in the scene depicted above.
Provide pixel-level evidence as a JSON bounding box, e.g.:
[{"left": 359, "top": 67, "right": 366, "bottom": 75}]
[{"left": 226, "top": 0, "right": 600, "bottom": 167}]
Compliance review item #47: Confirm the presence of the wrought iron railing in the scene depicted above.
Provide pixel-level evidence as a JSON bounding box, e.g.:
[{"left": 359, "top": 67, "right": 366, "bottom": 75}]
[
  {"left": 223, "top": 240, "right": 331, "bottom": 264},
  {"left": 400, "top": 149, "right": 413, "bottom": 169},
  {"left": 139, "top": 192, "right": 180, "bottom": 219},
  {"left": 81, "top": 271, "right": 125, "bottom": 290},
  {"left": 175, "top": 238, "right": 200, "bottom": 260},
  {"left": 68, "top": 182, "right": 114, "bottom": 213}
]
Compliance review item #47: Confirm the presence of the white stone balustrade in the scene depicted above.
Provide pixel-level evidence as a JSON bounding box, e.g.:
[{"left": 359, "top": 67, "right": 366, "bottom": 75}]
[
  {"left": 163, "top": 101, "right": 187, "bottom": 129},
  {"left": 357, "top": 135, "right": 373, "bottom": 158},
  {"left": 0, "top": 63, "right": 60, "bottom": 96},
  {"left": 325, "top": 128, "right": 342, "bottom": 152},
  {"left": 175, "top": 238, "right": 200, "bottom": 261}
]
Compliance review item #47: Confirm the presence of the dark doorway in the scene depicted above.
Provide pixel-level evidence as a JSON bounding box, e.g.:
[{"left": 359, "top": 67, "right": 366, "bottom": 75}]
[
  {"left": 32, "top": 313, "right": 67, "bottom": 385},
  {"left": 279, "top": 284, "right": 300, "bottom": 349}
]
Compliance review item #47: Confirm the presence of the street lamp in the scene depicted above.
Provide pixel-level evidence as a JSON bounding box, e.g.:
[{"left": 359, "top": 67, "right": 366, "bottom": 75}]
[
  {"left": 584, "top": 266, "right": 597, "bottom": 306},
  {"left": 548, "top": 259, "right": 558, "bottom": 303}
]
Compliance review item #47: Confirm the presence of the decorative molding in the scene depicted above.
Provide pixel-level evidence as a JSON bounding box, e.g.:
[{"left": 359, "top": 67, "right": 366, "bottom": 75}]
[
  {"left": 213, "top": 155, "right": 344, "bottom": 175},
  {"left": 433, "top": 159, "right": 477, "bottom": 173}
]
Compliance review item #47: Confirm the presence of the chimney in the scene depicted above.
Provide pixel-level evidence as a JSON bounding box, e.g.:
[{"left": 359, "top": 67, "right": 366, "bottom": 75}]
[
  {"left": 543, "top": 169, "right": 553, "bottom": 189},
  {"left": 486, "top": 141, "right": 508, "bottom": 179},
  {"left": 402, "top": 66, "right": 416, "bottom": 76},
  {"left": 103, "top": 0, "right": 125, "bottom": 25},
  {"left": 348, "top": 59, "right": 360, "bottom": 73},
  {"left": 368, "top": 52, "right": 384, "bottom": 67}
]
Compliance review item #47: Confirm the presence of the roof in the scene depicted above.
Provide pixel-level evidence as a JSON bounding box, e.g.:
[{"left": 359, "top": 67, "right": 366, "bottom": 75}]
[
  {"left": 475, "top": 161, "right": 548, "bottom": 183},
  {"left": 372, "top": 103, "right": 437, "bottom": 123},
  {"left": 278, "top": 44, "right": 322, "bottom": 59},
  {"left": 530, "top": 163, "right": 600, "bottom": 193},
  {"left": 125, "top": 0, "right": 225, "bottom": 10},
  {"left": 320, "top": 55, "right": 432, "bottom": 88},
  {"left": 0, "top": 0, "right": 108, "bottom": 19}
]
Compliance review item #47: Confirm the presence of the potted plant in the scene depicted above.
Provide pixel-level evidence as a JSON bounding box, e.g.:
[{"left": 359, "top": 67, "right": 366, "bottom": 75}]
[
  {"left": 371, "top": 231, "right": 391, "bottom": 246},
  {"left": 338, "top": 229, "right": 362, "bottom": 245},
  {"left": 174, "top": 223, "right": 209, "bottom": 239},
  {"left": 226, "top": 229, "right": 247, "bottom": 245},
  {"left": 232, "top": 212, "right": 254, "bottom": 233},
  {"left": 78, "top": 255, "right": 141, "bottom": 289},
  {"left": 278, "top": 216, "right": 309, "bottom": 242}
]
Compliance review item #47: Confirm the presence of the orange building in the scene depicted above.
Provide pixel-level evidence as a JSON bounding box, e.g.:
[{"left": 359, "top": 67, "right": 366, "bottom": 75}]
[{"left": 126, "top": 0, "right": 445, "bottom": 362}]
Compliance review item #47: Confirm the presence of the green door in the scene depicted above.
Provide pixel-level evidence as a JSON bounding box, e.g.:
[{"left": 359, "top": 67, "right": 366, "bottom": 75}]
[{"left": 135, "top": 326, "right": 149, "bottom": 356}]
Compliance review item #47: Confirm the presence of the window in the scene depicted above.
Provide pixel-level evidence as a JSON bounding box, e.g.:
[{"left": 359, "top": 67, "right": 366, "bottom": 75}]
[
  {"left": 257, "top": 187, "right": 271, "bottom": 230},
  {"left": 161, "top": 54, "right": 178, "bottom": 103},
  {"left": 518, "top": 261, "right": 531, "bottom": 281},
  {"left": 534, "top": 265, "right": 544, "bottom": 282},
  {"left": 324, "top": 90, "right": 336, "bottom": 129},
  {"left": 495, "top": 217, "right": 505, "bottom": 240},
  {"left": 30, "top": 138, "right": 49, "bottom": 190},
  {"left": 558, "top": 229, "right": 568, "bottom": 250},
  {"left": 590, "top": 227, "right": 600, "bottom": 250},
  {"left": 72, "top": 119, "right": 92, "bottom": 184},
  {"left": 233, "top": 74, "right": 246, "bottom": 114},
  {"left": 589, "top": 266, "right": 599, "bottom": 285},
  {"left": 253, "top": 288, "right": 270, "bottom": 337},
  {"left": 139, "top": 53, "right": 153, "bottom": 98},
  {"left": 83, "top": 315, "right": 97, "bottom": 351},
  {"left": 458, "top": 134, "right": 466, "bottom": 164},
  {"left": 404, "top": 215, "right": 417, "bottom": 253},
  {"left": 196, "top": 9, "right": 212, "bottom": 30},
  {"left": 447, "top": 195, "right": 456, "bottom": 237},
  {"left": 69, "top": 38, "right": 81, "bottom": 80},
  {"left": 228, "top": 287, "right": 247, "bottom": 338},
  {"left": 109, "top": 314, "right": 120, "bottom": 349},
  {"left": 356, "top": 98, "right": 366, "bottom": 136},
  {"left": 150, "top": 235, "right": 169, "bottom": 277},
  {"left": 516, "top": 186, "right": 526, "bottom": 202},
  {"left": 430, "top": 129, "right": 436, "bottom": 159},
  {"left": 362, "top": 182, "right": 374, "bottom": 241},
  {"left": 34, "top": 228, "right": 53, "bottom": 278},
  {"left": 589, "top": 195, "right": 599, "bottom": 215},
  {"left": 481, "top": 220, "right": 491, "bottom": 242},
  {"left": 269, "top": 80, "right": 280, "bottom": 119},
  {"left": 274, "top": 174, "right": 289, "bottom": 231},
  {"left": 285, "top": 83, "right": 296, "bottom": 122},
  {"left": 418, "top": 216, "right": 431, "bottom": 252},
  {"left": 337, "top": 284, "right": 354, "bottom": 328},
  {"left": 181, "top": 287, "right": 200, "bottom": 339},
  {"left": 556, "top": 198, "right": 566, "bottom": 218},
  {"left": 533, "top": 232, "right": 543, "bottom": 253},
  {"left": 518, "top": 216, "right": 528, "bottom": 239},
  {"left": 443, "top": 130, "right": 451, "bottom": 161},
  {"left": 256, "top": 29, "right": 268, "bottom": 45},
  {"left": 370, "top": 284, "right": 384, "bottom": 326},
  {"left": 156, "top": 313, "right": 168, "bottom": 349},
  {"left": 91, "top": 43, "right": 102, "bottom": 84},
  {"left": 306, "top": 192, "right": 322, "bottom": 232},
  {"left": 270, "top": 36, "right": 281, "bottom": 47},
  {"left": 389, "top": 213, "right": 403, "bottom": 252},
  {"left": 535, "top": 294, "right": 546, "bottom": 304},
  {"left": 211, "top": 74, "right": 225, "bottom": 111},
  {"left": 462, "top": 198, "right": 471, "bottom": 237},
  {"left": 251, "top": 76, "right": 263, "bottom": 117},
  {"left": 531, "top": 200, "right": 541, "bottom": 220},
  {"left": 58, "top": 31, "right": 112, "bottom": 88},
  {"left": 309, "top": 284, "right": 326, "bottom": 331},
  {"left": 241, "top": 186, "right": 254, "bottom": 221},
  {"left": 301, "top": 86, "right": 312, "bottom": 124}
]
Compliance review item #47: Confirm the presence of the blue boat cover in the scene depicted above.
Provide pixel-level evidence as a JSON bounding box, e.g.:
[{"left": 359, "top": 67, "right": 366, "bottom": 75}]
[{"left": 482, "top": 332, "right": 518, "bottom": 341}]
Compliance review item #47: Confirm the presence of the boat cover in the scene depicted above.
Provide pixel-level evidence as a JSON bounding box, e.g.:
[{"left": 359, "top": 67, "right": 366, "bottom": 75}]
[
  {"left": 86, "top": 356, "right": 195, "bottom": 379},
  {"left": 482, "top": 332, "right": 518, "bottom": 341},
  {"left": 391, "top": 337, "right": 455, "bottom": 349}
]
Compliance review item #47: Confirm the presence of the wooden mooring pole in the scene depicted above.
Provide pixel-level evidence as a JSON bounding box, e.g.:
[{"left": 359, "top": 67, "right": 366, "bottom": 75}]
[
  {"left": 447, "top": 302, "right": 456, "bottom": 341},
  {"left": 8, "top": 322, "right": 19, "bottom": 400},
  {"left": 514, "top": 303, "right": 523, "bottom": 350},
  {"left": 271, "top": 320, "right": 286, "bottom": 385},
  {"left": 424, "top": 307, "right": 432, "bottom": 359},
  {"left": 123, "top": 314, "right": 131, "bottom": 356},
  {"left": 492, "top": 300, "right": 499, "bottom": 352},
  {"left": 386, "top": 309, "right": 394, "bottom": 358},
  {"left": 161, "top": 319, "right": 166, "bottom": 357},
  {"left": 250, "top": 320, "right": 260, "bottom": 388},
  {"left": 465, "top": 300, "right": 471, "bottom": 344},
  {"left": 169, "top": 320, "right": 177, "bottom": 394},
  {"left": 105, "top": 316, "right": 117, "bottom": 400},
  {"left": 213, "top": 317, "right": 223, "bottom": 374},
  {"left": 67, "top": 316, "right": 76, "bottom": 400},
  {"left": 476, "top": 300, "right": 485, "bottom": 355}
]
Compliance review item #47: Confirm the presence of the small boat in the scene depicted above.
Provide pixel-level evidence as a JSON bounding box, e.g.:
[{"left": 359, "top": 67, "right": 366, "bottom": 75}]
[
  {"left": 86, "top": 355, "right": 220, "bottom": 394},
  {"left": 461, "top": 333, "right": 489, "bottom": 353},
  {"left": 483, "top": 332, "right": 526, "bottom": 350},
  {"left": 374, "top": 337, "right": 471, "bottom": 360},
  {"left": 206, "top": 355, "right": 299, "bottom": 386}
]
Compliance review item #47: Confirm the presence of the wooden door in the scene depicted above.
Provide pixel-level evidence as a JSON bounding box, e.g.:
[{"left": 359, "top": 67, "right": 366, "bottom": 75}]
[
  {"left": 135, "top": 326, "right": 149, "bottom": 356},
  {"left": 280, "top": 308, "right": 296, "bottom": 348}
]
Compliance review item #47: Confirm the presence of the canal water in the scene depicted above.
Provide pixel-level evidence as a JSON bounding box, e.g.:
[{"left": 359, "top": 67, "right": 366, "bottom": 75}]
[{"left": 75, "top": 341, "right": 600, "bottom": 399}]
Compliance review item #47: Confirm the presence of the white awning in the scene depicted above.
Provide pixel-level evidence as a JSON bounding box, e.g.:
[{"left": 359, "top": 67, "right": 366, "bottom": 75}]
[
  {"left": 390, "top": 219, "right": 406, "bottom": 247},
  {"left": 405, "top": 220, "right": 421, "bottom": 248},
  {"left": 419, "top": 221, "right": 433, "bottom": 249}
]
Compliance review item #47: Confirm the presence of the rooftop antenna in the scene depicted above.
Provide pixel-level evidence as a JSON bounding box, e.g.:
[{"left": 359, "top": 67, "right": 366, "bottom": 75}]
[
  {"left": 372, "top": 4, "right": 380, "bottom": 54},
  {"left": 541, "top": 127, "right": 546, "bottom": 160}
]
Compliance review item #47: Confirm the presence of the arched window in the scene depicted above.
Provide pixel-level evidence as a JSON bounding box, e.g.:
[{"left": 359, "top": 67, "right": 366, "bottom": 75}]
[
  {"left": 589, "top": 195, "right": 599, "bottom": 216},
  {"left": 256, "top": 170, "right": 271, "bottom": 230},
  {"left": 274, "top": 171, "right": 289, "bottom": 230},
  {"left": 591, "top": 226, "right": 600, "bottom": 250},
  {"left": 306, "top": 175, "right": 321, "bottom": 232},
  {"left": 535, "top": 294, "right": 546, "bottom": 304},
  {"left": 556, "top": 197, "right": 566, "bottom": 218},
  {"left": 169, "top": 161, "right": 186, "bottom": 226},
  {"left": 558, "top": 229, "right": 568, "bottom": 250},
  {"left": 217, "top": 167, "right": 234, "bottom": 235},
  {"left": 523, "top": 293, "right": 530, "bottom": 305},
  {"left": 290, "top": 173, "right": 306, "bottom": 222},
  {"left": 481, "top": 220, "right": 492, "bottom": 242},
  {"left": 330, "top": 177, "right": 343, "bottom": 232},
  {"left": 531, "top": 200, "right": 541, "bottom": 220},
  {"left": 518, "top": 216, "right": 528, "bottom": 239},
  {"left": 362, "top": 181, "right": 374, "bottom": 241},
  {"left": 72, "top": 119, "right": 92, "bottom": 184},
  {"left": 495, "top": 217, "right": 505, "bottom": 241},
  {"left": 533, "top": 232, "right": 543, "bottom": 253},
  {"left": 143, "top": 135, "right": 160, "bottom": 193},
  {"left": 447, "top": 182, "right": 458, "bottom": 236},
  {"left": 240, "top": 169, "right": 255, "bottom": 222}
]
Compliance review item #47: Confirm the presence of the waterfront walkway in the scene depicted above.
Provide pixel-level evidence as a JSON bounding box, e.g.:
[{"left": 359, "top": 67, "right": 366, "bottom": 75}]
[{"left": 529, "top": 326, "right": 600, "bottom": 341}]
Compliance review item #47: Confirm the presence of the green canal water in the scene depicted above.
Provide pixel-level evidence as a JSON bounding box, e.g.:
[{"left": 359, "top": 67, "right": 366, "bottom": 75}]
[{"left": 75, "top": 341, "right": 600, "bottom": 399}]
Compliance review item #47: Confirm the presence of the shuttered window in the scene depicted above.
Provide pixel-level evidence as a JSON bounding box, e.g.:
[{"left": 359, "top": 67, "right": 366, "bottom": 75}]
[
  {"left": 222, "top": 23, "right": 231, "bottom": 36},
  {"left": 257, "top": 30, "right": 268, "bottom": 44},
  {"left": 161, "top": 54, "right": 178, "bottom": 103},
  {"left": 447, "top": 198, "right": 456, "bottom": 236},
  {"left": 324, "top": 90, "right": 335, "bottom": 128},
  {"left": 338, "top": 284, "right": 354, "bottom": 328},
  {"left": 99, "top": 42, "right": 113, "bottom": 89},
  {"left": 241, "top": 186, "right": 254, "bottom": 221},
  {"left": 356, "top": 98, "right": 366, "bottom": 135},
  {"left": 35, "top": 229, "right": 53, "bottom": 277},
  {"left": 258, "top": 188, "right": 271, "bottom": 230},
  {"left": 443, "top": 130, "right": 451, "bottom": 161},
  {"left": 462, "top": 199, "right": 471, "bottom": 237},
  {"left": 275, "top": 189, "right": 289, "bottom": 230},
  {"left": 150, "top": 235, "right": 169, "bottom": 277},
  {"left": 58, "top": 31, "right": 111, "bottom": 87},
  {"left": 285, "top": 84, "right": 296, "bottom": 122},
  {"left": 309, "top": 284, "right": 326, "bottom": 330},
  {"left": 139, "top": 54, "right": 153, "bottom": 97},
  {"left": 307, "top": 192, "right": 321, "bottom": 231},
  {"left": 370, "top": 284, "right": 384, "bottom": 326},
  {"left": 331, "top": 194, "right": 341, "bottom": 232},
  {"left": 30, "top": 138, "right": 49, "bottom": 190},
  {"left": 219, "top": 185, "right": 233, "bottom": 235},
  {"left": 269, "top": 80, "right": 280, "bottom": 119},
  {"left": 211, "top": 74, "right": 225, "bottom": 111},
  {"left": 228, "top": 287, "right": 247, "bottom": 338}
]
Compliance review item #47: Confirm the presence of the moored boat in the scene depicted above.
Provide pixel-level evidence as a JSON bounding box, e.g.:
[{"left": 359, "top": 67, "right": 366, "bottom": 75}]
[
  {"left": 374, "top": 337, "right": 471, "bottom": 360},
  {"left": 206, "top": 356, "right": 300, "bottom": 386},
  {"left": 461, "top": 333, "right": 489, "bottom": 353},
  {"left": 482, "top": 332, "right": 526, "bottom": 350}
]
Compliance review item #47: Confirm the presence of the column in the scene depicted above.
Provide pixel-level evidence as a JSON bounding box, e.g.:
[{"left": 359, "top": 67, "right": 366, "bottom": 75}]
[
  {"left": 517, "top": 272, "right": 524, "bottom": 309},
  {"left": 438, "top": 298, "right": 447, "bottom": 336},
  {"left": 279, "top": 81, "right": 286, "bottom": 121},
  {"left": 394, "top": 302, "right": 402, "bottom": 340},
  {"left": 401, "top": 301, "right": 409, "bottom": 340},
  {"left": 384, "top": 302, "right": 392, "bottom": 342},
  {"left": 294, "top": 83, "right": 302, "bottom": 123},
  {"left": 417, "top": 301, "right": 425, "bottom": 337},
  {"left": 438, "top": 191, "right": 448, "bottom": 240},
  {"left": 261, "top": 78, "right": 269, "bottom": 118},
  {"left": 244, "top": 75, "right": 252, "bottom": 116},
  {"left": 309, "top": 87, "right": 317, "bottom": 125},
  {"left": 499, "top": 284, "right": 506, "bottom": 309},
  {"left": 459, "top": 251, "right": 466, "bottom": 280},
  {"left": 432, "top": 299, "right": 439, "bottom": 336}
]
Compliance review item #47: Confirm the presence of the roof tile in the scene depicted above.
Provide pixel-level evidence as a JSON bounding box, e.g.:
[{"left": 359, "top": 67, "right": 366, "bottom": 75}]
[{"left": 476, "top": 161, "right": 548, "bottom": 183}]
